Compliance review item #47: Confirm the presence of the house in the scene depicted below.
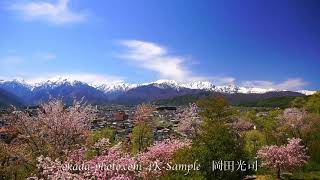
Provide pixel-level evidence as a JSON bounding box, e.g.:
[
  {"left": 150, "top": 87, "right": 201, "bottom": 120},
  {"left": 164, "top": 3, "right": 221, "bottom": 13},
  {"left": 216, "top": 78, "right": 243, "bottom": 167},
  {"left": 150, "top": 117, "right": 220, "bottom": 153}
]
[
  {"left": 113, "top": 111, "right": 129, "bottom": 121},
  {"left": 156, "top": 106, "right": 177, "bottom": 111}
]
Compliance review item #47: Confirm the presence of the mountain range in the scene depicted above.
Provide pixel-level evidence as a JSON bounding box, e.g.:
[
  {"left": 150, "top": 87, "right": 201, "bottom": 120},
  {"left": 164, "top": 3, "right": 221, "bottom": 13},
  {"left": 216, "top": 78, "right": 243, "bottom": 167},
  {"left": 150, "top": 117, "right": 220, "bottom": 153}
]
[
  {"left": 0, "top": 88, "right": 23, "bottom": 108},
  {"left": 0, "top": 77, "right": 317, "bottom": 106}
]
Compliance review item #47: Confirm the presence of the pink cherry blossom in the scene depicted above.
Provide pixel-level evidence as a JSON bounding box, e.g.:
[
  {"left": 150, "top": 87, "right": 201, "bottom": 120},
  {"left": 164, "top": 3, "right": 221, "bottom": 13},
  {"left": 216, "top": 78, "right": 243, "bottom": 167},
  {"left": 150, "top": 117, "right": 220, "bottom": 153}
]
[
  {"left": 34, "top": 139, "right": 190, "bottom": 180},
  {"left": 257, "top": 138, "right": 308, "bottom": 178},
  {"left": 177, "top": 103, "right": 201, "bottom": 137},
  {"left": 137, "top": 139, "right": 191, "bottom": 178}
]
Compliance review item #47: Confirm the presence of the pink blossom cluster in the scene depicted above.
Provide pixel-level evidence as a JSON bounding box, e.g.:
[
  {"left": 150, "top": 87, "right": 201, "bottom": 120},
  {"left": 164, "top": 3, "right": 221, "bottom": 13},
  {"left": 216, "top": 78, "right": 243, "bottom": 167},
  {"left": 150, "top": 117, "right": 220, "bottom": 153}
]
[
  {"left": 134, "top": 104, "right": 154, "bottom": 124},
  {"left": 87, "top": 142, "right": 137, "bottom": 179},
  {"left": 177, "top": 103, "right": 202, "bottom": 137},
  {"left": 34, "top": 155, "right": 85, "bottom": 180},
  {"left": 33, "top": 139, "right": 190, "bottom": 180},
  {"left": 137, "top": 139, "right": 191, "bottom": 178},
  {"left": 257, "top": 138, "right": 308, "bottom": 171},
  {"left": 280, "top": 108, "right": 308, "bottom": 129},
  {"left": 14, "top": 100, "right": 96, "bottom": 154},
  {"left": 92, "top": 138, "right": 112, "bottom": 155},
  {"left": 65, "top": 146, "right": 87, "bottom": 164}
]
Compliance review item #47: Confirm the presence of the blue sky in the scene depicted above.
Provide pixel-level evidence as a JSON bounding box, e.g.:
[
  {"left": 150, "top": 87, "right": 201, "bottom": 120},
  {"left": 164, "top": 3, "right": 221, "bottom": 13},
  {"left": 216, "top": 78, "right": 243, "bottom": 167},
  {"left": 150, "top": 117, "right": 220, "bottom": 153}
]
[{"left": 0, "top": 0, "right": 319, "bottom": 90}]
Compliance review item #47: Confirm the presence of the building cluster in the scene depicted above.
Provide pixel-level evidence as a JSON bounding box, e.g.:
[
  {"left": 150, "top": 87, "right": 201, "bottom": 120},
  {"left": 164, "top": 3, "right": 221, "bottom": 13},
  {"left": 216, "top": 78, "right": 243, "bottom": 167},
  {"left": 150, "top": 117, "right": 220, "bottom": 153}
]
[
  {"left": 0, "top": 104, "right": 188, "bottom": 143},
  {"left": 0, "top": 107, "right": 18, "bottom": 143},
  {"left": 91, "top": 105, "right": 186, "bottom": 142}
]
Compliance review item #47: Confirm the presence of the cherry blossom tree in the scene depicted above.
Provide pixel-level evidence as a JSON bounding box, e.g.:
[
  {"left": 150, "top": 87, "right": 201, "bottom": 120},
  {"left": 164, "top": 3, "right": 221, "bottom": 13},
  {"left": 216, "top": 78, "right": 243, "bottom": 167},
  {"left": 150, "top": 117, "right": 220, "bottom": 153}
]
[
  {"left": 134, "top": 104, "right": 154, "bottom": 124},
  {"left": 279, "top": 108, "right": 308, "bottom": 135},
  {"left": 18, "top": 101, "right": 191, "bottom": 179},
  {"left": 33, "top": 142, "right": 135, "bottom": 180},
  {"left": 92, "top": 138, "right": 112, "bottom": 155},
  {"left": 257, "top": 138, "right": 308, "bottom": 179},
  {"left": 13, "top": 99, "right": 96, "bottom": 157},
  {"left": 137, "top": 139, "right": 191, "bottom": 178},
  {"left": 276, "top": 108, "right": 316, "bottom": 146},
  {"left": 177, "top": 103, "right": 201, "bottom": 138},
  {"left": 32, "top": 155, "right": 86, "bottom": 180},
  {"left": 33, "top": 139, "right": 190, "bottom": 180},
  {"left": 86, "top": 142, "right": 138, "bottom": 179}
]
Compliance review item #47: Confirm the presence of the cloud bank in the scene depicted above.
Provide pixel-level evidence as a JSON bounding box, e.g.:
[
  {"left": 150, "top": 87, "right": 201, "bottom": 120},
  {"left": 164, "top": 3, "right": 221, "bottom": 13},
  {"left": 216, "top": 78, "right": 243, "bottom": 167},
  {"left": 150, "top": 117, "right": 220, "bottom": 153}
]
[
  {"left": 9, "top": 0, "right": 87, "bottom": 25},
  {"left": 118, "top": 40, "right": 308, "bottom": 90},
  {"left": 119, "top": 40, "right": 235, "bottom": 84},
  {"left": 119, "top": 40, "right": 189, "bottom": 81},
  {"left": 241, "top": 78, "right": 308, "bottom": 91}
]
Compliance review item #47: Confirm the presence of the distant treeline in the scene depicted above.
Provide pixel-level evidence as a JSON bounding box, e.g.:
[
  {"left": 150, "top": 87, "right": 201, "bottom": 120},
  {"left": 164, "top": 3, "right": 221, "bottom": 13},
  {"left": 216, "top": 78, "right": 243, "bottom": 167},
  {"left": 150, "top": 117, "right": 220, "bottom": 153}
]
[
  {"left": 154, "top": 92, "right": 310, "bottom": 108},
  {"left": 235, "top": 96, "right": 305, "bottom": 108}
]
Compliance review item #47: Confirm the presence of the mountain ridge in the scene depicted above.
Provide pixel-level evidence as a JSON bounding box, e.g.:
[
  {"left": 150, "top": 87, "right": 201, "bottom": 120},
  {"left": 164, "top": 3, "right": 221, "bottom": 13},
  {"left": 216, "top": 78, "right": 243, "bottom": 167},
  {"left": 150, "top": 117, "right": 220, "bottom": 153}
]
[
  {"left": 1, "top": 78, "right": 314, "bottom": 94},
  {"left": 0, "top": 88, "right": 23, "bottom": 108},
  {"left": 0, "top": 78, "right": 317, "bottom": 105}
]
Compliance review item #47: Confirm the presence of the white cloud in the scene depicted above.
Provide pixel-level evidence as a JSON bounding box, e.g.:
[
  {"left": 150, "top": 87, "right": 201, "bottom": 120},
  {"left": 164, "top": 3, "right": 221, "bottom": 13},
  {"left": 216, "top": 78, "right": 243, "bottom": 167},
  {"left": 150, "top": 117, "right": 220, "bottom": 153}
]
[
  {"left": 24, "top": 73, "right": 125, "bottom": 86},
  {"left": 0, "top": 55, "right": 26, "bottom": 77},
  {"left": 34, "top": 52, "right": 56, "bottom": 60},
  {"left": 10, "top": 0, "right": 87, "bottom": 25},
  {"left": 119, "top": 40, "right": 211, "bottom": 82},
  {"left": 0, "top": 55, "right": 24, "bottom": 66},
  {"left": 241, "top": 78, "right": 308, "bottom": 90},
  {"left": 0, "top": 51, "right": 56, "bottom": 66},
  {"left": 208, "top": 76, "right": 236, "bottom": 86}
]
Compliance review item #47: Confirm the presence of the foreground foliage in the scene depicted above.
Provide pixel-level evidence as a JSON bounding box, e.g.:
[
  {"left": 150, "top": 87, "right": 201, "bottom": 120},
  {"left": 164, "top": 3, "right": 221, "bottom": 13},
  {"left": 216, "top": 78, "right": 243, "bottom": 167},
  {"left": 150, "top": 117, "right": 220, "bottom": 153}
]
[{"left": 1, "top": 92, "right": 320, "bottom": 179}]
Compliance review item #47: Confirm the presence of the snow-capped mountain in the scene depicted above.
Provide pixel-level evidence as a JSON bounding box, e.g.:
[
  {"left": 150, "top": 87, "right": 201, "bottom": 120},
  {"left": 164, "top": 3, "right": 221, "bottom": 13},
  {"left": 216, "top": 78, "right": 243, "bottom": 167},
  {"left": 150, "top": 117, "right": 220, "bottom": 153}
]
[
  {"left": 32, "top": 78, "right": 82, "bottom": 90},
  {"left": 182, "top": 81, "right": 216, "bottom": 91},
  {"left": 149, "top": 79, "right": 182, "bottom": 89},
  {"left": 0, "top": 79, "right": 34, "bottom": 103},
  {"left": 0, "top": 78, "right": 317, "bottom": 95},
  {"left": 238, "top": 87, "right": 277, "bottom": 94},
  {"left": 0, "top": 77, "right": 317, "bottom": 105},
  {"left": 0, "top": 78, "right": 316, "bottom": 95},
  {"left": 215, "top": 84, "right": 240, "bottom": 93},
  {"left": 96, "top": 83, "right": 139, "bottom": 93},
  {"left": 149, "top": 80, "right": 216, "bottom": 91},
  {"left": 0, "top": 77, "right": 108, "bottom": 105}
]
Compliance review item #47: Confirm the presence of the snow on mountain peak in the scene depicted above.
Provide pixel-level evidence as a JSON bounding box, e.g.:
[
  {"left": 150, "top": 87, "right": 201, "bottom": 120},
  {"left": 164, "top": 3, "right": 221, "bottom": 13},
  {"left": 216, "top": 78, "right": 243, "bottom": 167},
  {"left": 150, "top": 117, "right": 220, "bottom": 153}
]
[
  {"left": 214, "top": 84, "right": 238, "bottom": 93},
  {"left": 96, "top": 82, "right": 139, "bottom": 93},
  {"left": 0, "top": 78, "right": 33, "bottom": 88},
  {"left": 29, "top": 76, "right": 82, "bottom": 89},
  {"left": 296, "top": 90, "right": 317, "bottom": 96},
  {"left": 150, "top": 79, "right": 216, "bottom": 91},
  {"left": 151, "top": 79, "right": 181, "bottom": 89},
  {"left": 238, "top": 87, "right": 277, "bottom": 94},
  {"left": 0, "top": 77, "right": 316, "bottom": 95},
  {"left": 182, "top": 81, "right": 215, "bottom": 90},
  {"left": 153, "top": 79, "right": 178, "bottom": 84}
]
